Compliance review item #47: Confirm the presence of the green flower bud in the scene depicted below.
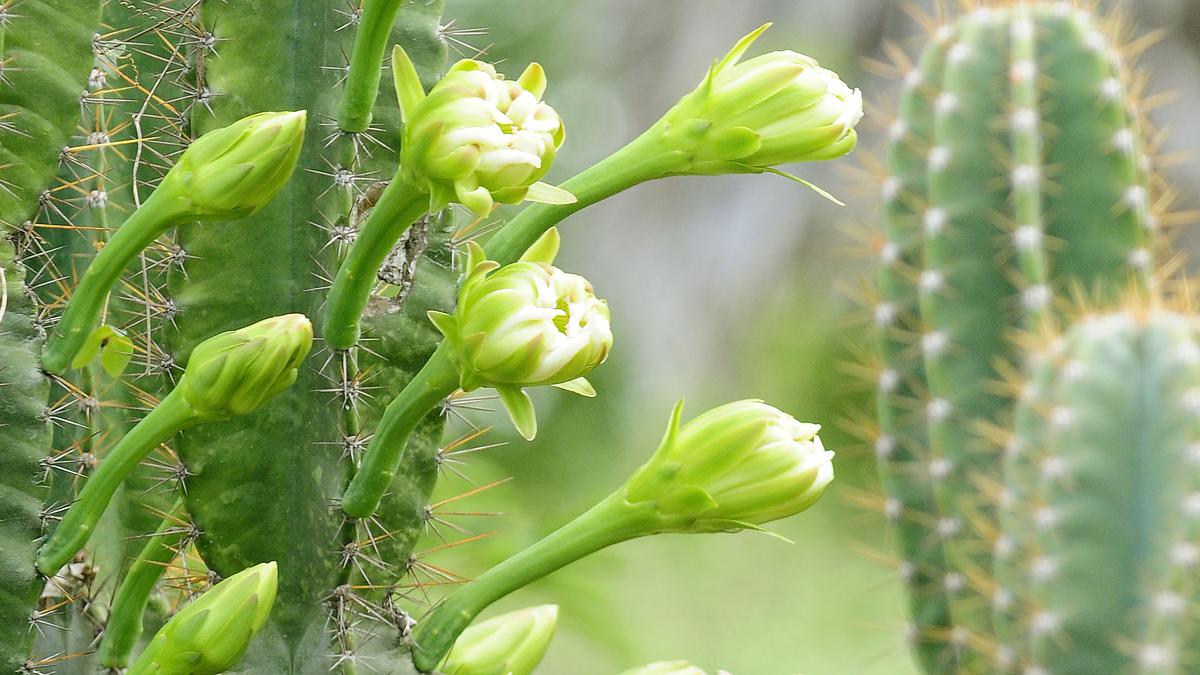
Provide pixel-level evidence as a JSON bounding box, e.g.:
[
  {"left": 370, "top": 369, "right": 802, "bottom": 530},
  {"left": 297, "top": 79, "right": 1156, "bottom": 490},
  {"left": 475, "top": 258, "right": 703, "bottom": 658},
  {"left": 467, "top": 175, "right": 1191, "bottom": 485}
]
[
  {"left": 624, "top": 400, "right": 834, "bottom": 532},
  {"left": 392, "top": 44, "right": 575, "bottom": 216},
  {"left": 438, "top": 605, "right": 559, "bottom": 675},
  {"left": 619, "top": 662, "right": 711, "bottom": 675},
  {"left": 655, "top": 24, "right": 862, "bottom": 176},
  {"left": 176, "top": 314, "right": 313, "bottom": 420},
  {"left": 428, "top": 228, "right": 612, "bottom": 439},
  {"left": 162, "top": 110, "right": 307, "bottom": 219},
  {"left": 128, "top": 561, "right": 278, "bottom": 675}
]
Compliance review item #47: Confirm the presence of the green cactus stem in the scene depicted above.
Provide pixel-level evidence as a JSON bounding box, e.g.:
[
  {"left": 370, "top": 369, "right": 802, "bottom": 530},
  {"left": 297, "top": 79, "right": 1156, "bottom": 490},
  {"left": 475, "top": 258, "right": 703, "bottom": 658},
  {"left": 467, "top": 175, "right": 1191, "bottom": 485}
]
[
  {"left": 997, "top": 308, "right": 1200, "bottom": 674},
  {"left": 338, "top": 0, "right": 409, "bottom": 133},
  {"left": 872, "top": 5, "right": 1157, "bottom": 669}
]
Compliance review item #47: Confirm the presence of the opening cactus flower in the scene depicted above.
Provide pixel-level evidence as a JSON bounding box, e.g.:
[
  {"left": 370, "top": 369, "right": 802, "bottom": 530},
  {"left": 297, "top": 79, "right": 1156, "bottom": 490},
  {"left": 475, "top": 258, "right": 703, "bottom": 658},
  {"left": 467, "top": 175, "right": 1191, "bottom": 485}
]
[
  {"left": 177, "top": 313, "right": 314, "bottom": 420},
  {"left": 624, "top": 400, "right": 835, "bottom": 531},
  {"left": 127, "top": 562, "right": 278, "bottom": 675},
  {"left": 428, "top": 227, "right": 612, "bottom": 440},
  {"left": 392, "top": 44, "right": 575, "bottom": 216},
  {"left": 437, "top": 605, "right": 559, "bottom": 675},
  {"left": 656, "top": 24, "right": 863, "bottom": 177},
  {"left": 162, "top": 110, "right": 308, "bottom": 219}
]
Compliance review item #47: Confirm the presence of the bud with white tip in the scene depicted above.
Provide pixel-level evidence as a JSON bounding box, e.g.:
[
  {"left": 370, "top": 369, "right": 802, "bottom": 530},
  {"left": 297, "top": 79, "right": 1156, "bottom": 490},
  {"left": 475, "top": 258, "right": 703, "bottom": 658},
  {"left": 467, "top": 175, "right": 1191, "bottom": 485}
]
[{"left": 625, "top": 400, "right": 835, "bottom": 532}]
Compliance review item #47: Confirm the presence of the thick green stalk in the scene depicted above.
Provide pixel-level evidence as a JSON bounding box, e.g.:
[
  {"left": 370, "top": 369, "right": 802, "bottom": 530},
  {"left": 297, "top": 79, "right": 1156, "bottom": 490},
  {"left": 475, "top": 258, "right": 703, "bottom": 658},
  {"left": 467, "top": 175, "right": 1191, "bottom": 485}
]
[
  {"left": 338, "top": 0, "right": 407, "bottom": 133},
  {"left": 483, "top": 132, "right": 689, "bottom": 266},
  {"left": 41, "top": 191, "right": 187, "bottom": 374},
  {"left": 323, "top": 177, "right": 428, "bottom": 349},
  {"left": 98, "top": 504, "right": 187, "bottom": 669},
  {"left": 37, "top": 392, "right": 193, "bottom": 575},
  {"left": 341, "top": 342, "right": 459, "bottom": 518},
  {"left": 412, "top": 493, "right": 656, "bottom": 671}
]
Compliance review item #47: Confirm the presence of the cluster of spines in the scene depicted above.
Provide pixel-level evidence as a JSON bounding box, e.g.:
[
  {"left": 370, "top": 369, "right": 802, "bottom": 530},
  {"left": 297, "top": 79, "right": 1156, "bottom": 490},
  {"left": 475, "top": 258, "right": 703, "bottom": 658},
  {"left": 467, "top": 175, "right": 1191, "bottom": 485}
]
[{"left": 859, "top": 2, "right": 1184, "bottom": 672}]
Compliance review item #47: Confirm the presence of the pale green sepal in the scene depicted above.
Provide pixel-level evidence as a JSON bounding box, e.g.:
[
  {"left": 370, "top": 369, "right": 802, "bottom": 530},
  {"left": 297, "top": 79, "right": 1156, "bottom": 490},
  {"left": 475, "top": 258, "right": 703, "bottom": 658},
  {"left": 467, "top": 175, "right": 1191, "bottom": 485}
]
[
  {"left": 72, "top": 324, "right": 134, "bottom": 376},
  {"left": 496, "top": 387, "right": 538, "bottom": 440},
  {"left": 760, "top": 167, "right": 845, "bottom": 205},
  {"left": 517, "top": 227, "right": 561, "bottom": 265},
  {"left": 710, "top": 126, "right": 763, "bottom": 161},
  {"left": 427, "top": 310, "right": 457, "bottom": 339},
  {"left": 523, "top": 181, "right": 577, "bottom": 205},
  {"left": 659, "top": 485, "right": 719, "bottom": 517},
  {"left": 552, "top": 376, "right": 595, "bottom": 397},
  {"left": 391, "top": 44, "right": 427, "bottom": 124},
  {"left": 715, "top": 23, "right": 772, "bottom": 73},
  {"left": 517, "top": 62, "right": 548, "bottom": 99}
]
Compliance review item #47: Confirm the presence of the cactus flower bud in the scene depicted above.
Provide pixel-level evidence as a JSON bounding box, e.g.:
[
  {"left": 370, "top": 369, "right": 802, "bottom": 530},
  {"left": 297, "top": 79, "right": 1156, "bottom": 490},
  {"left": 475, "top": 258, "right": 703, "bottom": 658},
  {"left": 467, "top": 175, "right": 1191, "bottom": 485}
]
[
  {"left": 625, "top": 400, "right": 835, "bottom": 532},
  {"left": 177, "top": 314, "right": 313, "bottom": 420},
  {"left": 437, "top": 605, "right": 558, "bottom": 675},
  {"left": 392, "top": 44, "right": 574, "bottom": 216},
  {"left": 127, "top": 562, "right": 278, "bottom": 675},
  {"left": 163, "top": 110, "right": 307, "bottom": 219},
  {"left": 619, "top": 662, "right": 712, "bottom": 675},
  {"left": 428, "top": 228, "right": 612, "bottom": 439},
  {"left": 651, "top": 24, "right": 861, "bottom": 182}
]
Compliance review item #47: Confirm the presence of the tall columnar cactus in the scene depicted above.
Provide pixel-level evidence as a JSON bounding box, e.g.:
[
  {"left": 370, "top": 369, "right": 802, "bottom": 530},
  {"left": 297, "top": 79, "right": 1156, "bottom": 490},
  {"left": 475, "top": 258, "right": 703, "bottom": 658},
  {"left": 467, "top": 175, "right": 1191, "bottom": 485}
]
[
  {"left": 872, "top": 3, "right": 1160, "bottom": 672},
  {"left": 996, "top": 307, "right": 1200, "bottom": 674},
  {"left": 2, "top": 3, "right": 864, "bottom": 673}
]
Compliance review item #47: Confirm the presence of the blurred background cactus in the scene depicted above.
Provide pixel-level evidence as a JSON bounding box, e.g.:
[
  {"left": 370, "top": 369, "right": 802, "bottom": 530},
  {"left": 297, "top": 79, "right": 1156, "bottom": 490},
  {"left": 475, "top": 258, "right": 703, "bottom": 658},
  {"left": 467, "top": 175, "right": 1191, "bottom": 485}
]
[{"left": 6, "top": 0, "right": 1200, "bottom": 674}]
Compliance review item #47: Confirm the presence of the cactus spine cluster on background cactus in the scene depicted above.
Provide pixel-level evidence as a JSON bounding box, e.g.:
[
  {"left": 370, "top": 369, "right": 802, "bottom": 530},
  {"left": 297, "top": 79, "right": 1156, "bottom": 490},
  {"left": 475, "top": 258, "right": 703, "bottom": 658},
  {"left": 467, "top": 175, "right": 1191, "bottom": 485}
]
[
  {"left": 2, "top": 1, "right": 865, "bottom": 672},
  {"left": 868, "top": 2, "right": 1187, "bottom": 673}
]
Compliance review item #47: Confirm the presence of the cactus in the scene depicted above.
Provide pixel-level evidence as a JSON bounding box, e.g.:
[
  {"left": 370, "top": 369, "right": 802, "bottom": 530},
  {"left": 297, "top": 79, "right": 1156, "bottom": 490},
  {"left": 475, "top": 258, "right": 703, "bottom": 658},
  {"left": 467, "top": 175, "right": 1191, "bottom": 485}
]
[
  {"left": 995, "top": 306, "right": 1200, "bottom": 674},
  {"left": 1, "top": 4, "right": 863, "bottom": 673},
  {"left": 870, "top": 3, "right": 1166, "bottom": 672}
]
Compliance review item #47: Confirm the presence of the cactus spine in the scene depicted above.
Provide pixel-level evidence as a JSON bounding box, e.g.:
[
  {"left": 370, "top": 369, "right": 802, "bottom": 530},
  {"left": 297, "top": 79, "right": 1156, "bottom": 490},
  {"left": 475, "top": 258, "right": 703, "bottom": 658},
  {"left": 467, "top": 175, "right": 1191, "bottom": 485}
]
[{"left": 873, "top": 3, "right": 1156, "bottom": 671}]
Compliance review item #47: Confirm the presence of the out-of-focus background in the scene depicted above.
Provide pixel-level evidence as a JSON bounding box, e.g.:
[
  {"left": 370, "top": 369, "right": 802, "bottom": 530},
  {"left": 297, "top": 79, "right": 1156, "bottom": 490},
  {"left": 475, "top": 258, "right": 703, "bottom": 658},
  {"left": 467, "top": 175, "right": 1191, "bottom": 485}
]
[{"left": 416, "top": 2, "right": 1200, "bottom": 673}]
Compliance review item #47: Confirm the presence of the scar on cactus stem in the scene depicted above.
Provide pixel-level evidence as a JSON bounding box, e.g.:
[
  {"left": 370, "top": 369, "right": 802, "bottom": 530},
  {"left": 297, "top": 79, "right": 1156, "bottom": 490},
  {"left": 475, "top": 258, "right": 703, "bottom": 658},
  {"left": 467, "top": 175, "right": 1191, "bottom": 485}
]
[
  {"left": 37, "top": 314, "right": 313, "bottom": 575},
  {"left": 322, "top": 44, "right": 573, "bottom": 350},
  {"left": 340, "top": 228, "right": 611, "bottom": 518},
  {"left": 40, "top": 110, "right": 307, "bottom": 375},
  {"left": 412, "top": 399, "right": 834, "bottom": 670}
]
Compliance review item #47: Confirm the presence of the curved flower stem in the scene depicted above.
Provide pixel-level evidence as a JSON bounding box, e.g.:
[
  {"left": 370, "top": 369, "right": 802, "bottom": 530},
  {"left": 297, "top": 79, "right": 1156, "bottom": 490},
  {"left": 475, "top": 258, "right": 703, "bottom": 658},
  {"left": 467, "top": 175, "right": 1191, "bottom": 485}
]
[
  {"left": 482, "top": 131, "right": 689, "bottom": 266},
  {"left": 37, "top": 391, "right": 196, "bottom": 575},
  {"left": 411, "top": 492, "right": 658, "bottom": 671},
  {"left": 322, "top": 175, "right": 428, "bottom": 350},
  {"left": 340, "top": 342, "right": 460, "bottom": 518},
  {"left": 98, "top": 501, "right": 186, "bottom": 669},
  {"left": 337, "top": 0, "right": 407, "bottom": 133},
  {"left": 41, "top": 190, "right": 187, "bottom": 374}
]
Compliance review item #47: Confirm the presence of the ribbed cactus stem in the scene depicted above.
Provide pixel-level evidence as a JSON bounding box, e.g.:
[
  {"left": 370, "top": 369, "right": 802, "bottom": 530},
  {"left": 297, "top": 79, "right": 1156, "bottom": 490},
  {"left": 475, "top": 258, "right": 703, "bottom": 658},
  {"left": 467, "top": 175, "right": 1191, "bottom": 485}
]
[
  {"left": 998, "top": 310, "right": 1200, "bottom": 674},
  {"left": 874, "top": 5, "right": 1158, "bottom": 671}
]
